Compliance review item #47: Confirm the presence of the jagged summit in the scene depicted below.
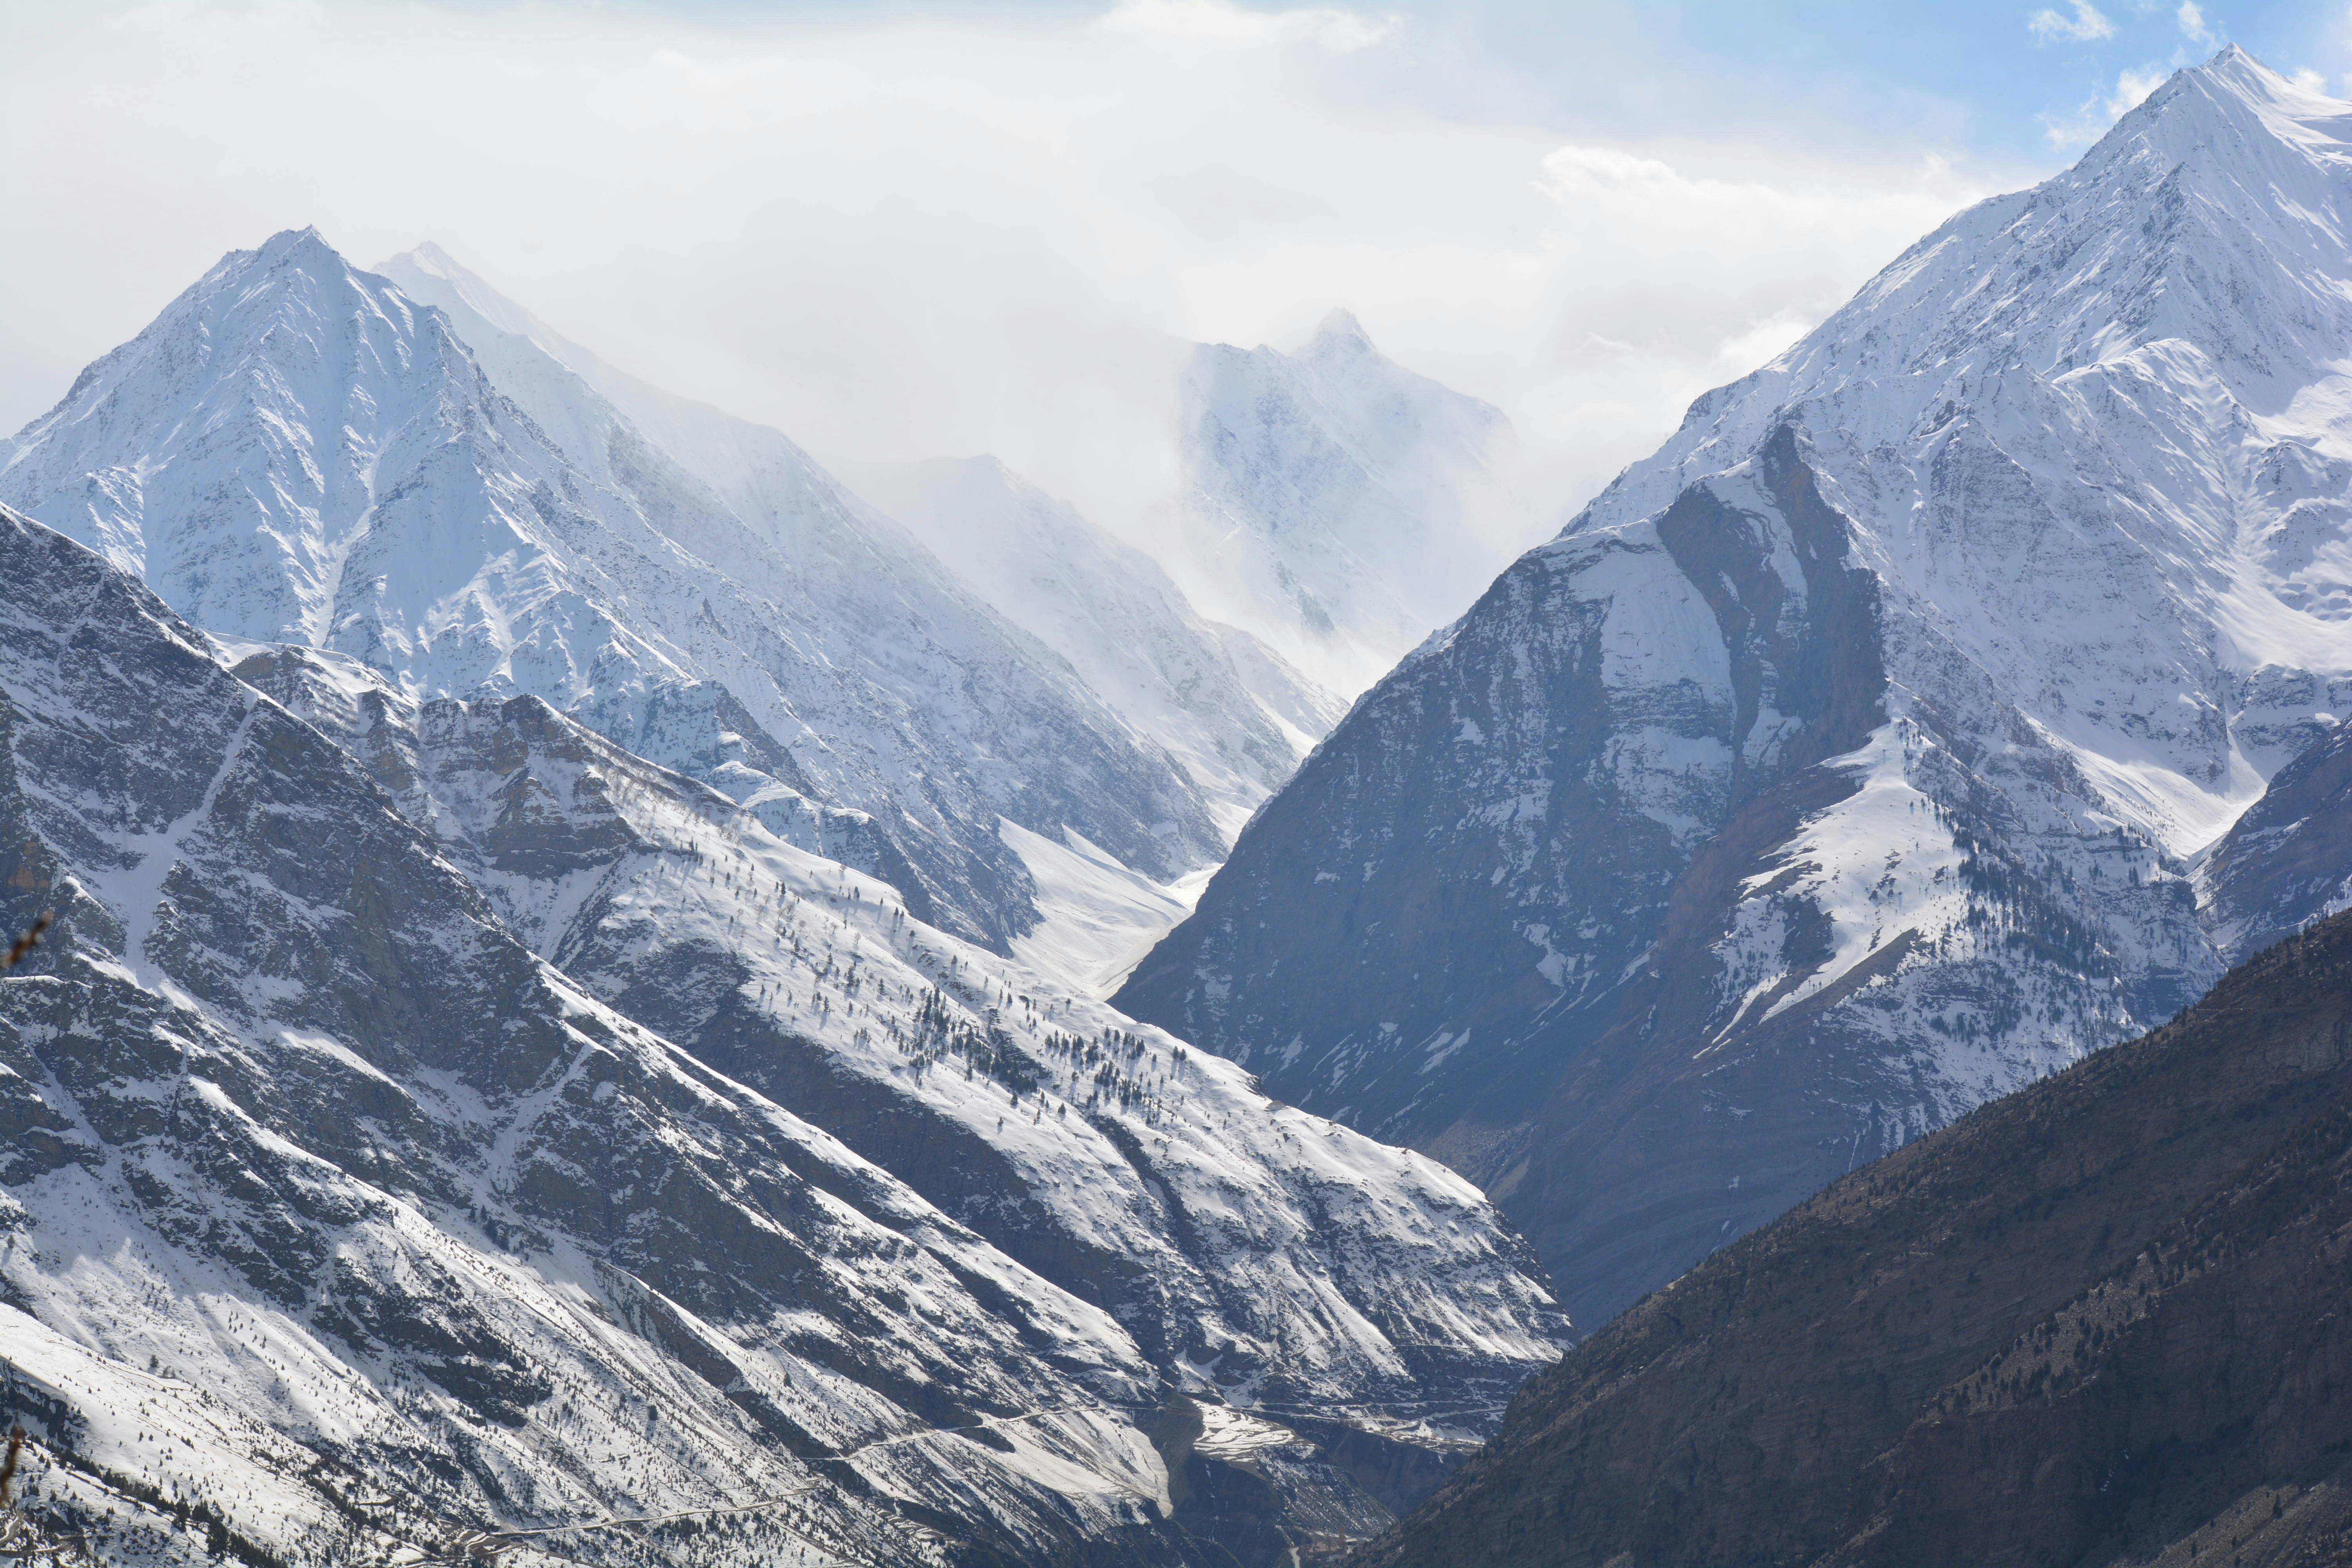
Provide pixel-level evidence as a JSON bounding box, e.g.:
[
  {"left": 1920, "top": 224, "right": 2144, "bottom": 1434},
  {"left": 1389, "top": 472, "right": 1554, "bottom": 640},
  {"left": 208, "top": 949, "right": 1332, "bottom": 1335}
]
[
  {"left": 254, "top": 221, "right": 338, "bottom": 259},
  {"left": 1763, "top": 45, "right": 2352, "bottom": 419},
  {"left": 0, "top": 226, "right": 485, "bottom": 648},
  {"left": 2185, "top": 40, "right": 2328, "bottom": 109},
  {"left": 397, "top": 235, "right": 463, "bottom": 270},
  {"left": 1622, "top": 42, "right": 2352, "bottom": 854}
]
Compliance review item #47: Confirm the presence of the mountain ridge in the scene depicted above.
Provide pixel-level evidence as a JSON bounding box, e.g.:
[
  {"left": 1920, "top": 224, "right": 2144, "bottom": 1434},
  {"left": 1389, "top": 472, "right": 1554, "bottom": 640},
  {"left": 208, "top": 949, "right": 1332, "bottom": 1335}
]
[
  {"left": 0, "top": 228, "right": 1230, "bottom": 952},
  {"left": 0, "top": 501, "right": 1564, "bottom": 1566},
  {"left": 1165, "top": 312, "right": 1526, "bottom": 697},
  {"left": 853, "top": 453, "right": 1341, "bottom": 832}
]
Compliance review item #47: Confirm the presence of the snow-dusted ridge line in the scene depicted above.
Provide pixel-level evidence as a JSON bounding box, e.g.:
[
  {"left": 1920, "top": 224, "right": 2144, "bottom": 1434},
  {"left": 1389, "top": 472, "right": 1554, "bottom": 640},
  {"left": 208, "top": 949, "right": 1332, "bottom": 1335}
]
[
  {"left": 852, "top": 453, "right": 1342, "bottom": 837},
  {"left": 236, "top": 639, "right": 1565, "bottom": 1408},
  {"left": 0, "top": 505, "right": 1561, "bottom": 1566}
]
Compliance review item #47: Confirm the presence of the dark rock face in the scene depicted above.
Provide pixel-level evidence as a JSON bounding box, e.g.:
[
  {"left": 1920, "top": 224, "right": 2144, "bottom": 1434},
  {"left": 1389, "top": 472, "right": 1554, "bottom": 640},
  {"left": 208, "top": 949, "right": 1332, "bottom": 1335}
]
[
  {"left": 1121, "top": 425, "right": 2210, "bottom": 1325},
  {"left": 1353, "top": 909, "right": 2352, "bottom": 1568},
  {"left": 2203, "top": 715, "right": 2352, "bottom": 964}
]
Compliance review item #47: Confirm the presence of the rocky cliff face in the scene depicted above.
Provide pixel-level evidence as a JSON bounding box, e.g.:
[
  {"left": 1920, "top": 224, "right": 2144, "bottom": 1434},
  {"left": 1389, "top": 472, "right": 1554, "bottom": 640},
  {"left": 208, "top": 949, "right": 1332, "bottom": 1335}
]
[
  {"left": 2200, "top": 715, "right": 2352, "bottom": 964},
  {"left": 0, "top": 504, "right": 1174, "bottom": 1566},
  {"left": 1354, "top": 902, "right": 2352, "bottom": 1568},
  {"left": 0, "top": 506, "right": 1563, "bottom": 1566},
  {"left": 1121, "top": 48, "right": 2352, "bottom": 1326},
  {"left": 0, "top": 229, "right": 1220, "bottom": 952},
  {"left": 234, "top": 639, "right": 1563, "bottom": 1422}
]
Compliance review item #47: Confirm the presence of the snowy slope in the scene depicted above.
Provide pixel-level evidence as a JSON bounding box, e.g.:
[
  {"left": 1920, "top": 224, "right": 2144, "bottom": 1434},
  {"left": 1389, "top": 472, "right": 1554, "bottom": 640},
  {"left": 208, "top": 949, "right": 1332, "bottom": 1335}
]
[
  {"left": 0, "top": 508, "right": 1563, "bottom": 1565},
  {"left": 0, "top": 506, "right": 1175, "bottom": 1568},
  {"left": 2200, "top": 715, "right": 2352, "bottom": 963},
  {"left": 851, "top": 456, "right": 1345, "bottom": 993},
  {"left": 0, "top": 229, "right": 1220, "bottom": 951},
  {"left": 1123, "top": 49, "right": 2352, "bottom": 1325},
  {"left": 856, "top": 456, "right": 1342, "bottom": 835},
  {"left": 376, "top": 242, "right": 926, "bottom": 574},
  {"left": 996, "top": 818, "right": 1216, "bottom": 1001},
  {"left": 1168, "top": 312, "right": 1524, "bottom": 695},
  {"left": 235, "top": 642, "right": 1563, "bottom": 1412},
  {"left": 381, "top": 241, "right": 1297, "bottom": 795}
]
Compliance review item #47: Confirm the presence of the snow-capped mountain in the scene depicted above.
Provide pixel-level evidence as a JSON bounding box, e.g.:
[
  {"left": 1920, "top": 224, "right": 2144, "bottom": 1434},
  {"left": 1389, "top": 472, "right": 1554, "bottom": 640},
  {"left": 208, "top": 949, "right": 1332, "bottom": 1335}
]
[
  {"left": 1167, "top": 311, "right": 1524, "bottom": 696},
  {"left": 1120, "top": 48, "right": 2352, "bottom": 1326},
  {"left": 0, "top": 506, "right": 1169, "bottom": 1567},
  {"left": 0, "top": 505, "right": 1564, "bottom": 1565},
  {"left": 0, "top": 229, "right": 1221, "bottom": 951}
]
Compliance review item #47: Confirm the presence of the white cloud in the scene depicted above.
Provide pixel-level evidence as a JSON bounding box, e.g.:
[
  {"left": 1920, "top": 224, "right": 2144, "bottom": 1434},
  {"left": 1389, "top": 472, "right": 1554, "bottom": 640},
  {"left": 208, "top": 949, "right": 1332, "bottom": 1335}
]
[
  {"left": 2108, "top": 66, "right": 2169, "bottom": 115},
  {"left": 2028, "top": 2, "right": 2117, "bottom": 44},
  {"left": 2041, "top": 65, "right": 2169, "bottom": 148},
  {"left": 1095, "top": 0, "right": 1397, "bottom": 52},
  {"left": 2296, "top": 66, "right": 2330, "bottom": 91},
  {"left": 1716, "top": 312, "right": 1812, "bottom": 373},
  {"left": 1535, "top": 145, "right": 1691, "bottom": 192},
  {"left": 0, "top": 2, "right": 1995, "bottom": 551},
  {"left": 2176, "top": 3, "right": 2214, "bottom": 45}
]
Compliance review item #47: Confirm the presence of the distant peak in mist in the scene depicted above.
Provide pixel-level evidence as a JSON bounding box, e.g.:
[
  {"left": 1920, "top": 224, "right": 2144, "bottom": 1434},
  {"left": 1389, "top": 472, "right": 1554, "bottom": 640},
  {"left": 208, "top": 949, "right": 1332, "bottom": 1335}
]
[{"left": 1306, "top": 307, "right": 1374, "bottom": 359}]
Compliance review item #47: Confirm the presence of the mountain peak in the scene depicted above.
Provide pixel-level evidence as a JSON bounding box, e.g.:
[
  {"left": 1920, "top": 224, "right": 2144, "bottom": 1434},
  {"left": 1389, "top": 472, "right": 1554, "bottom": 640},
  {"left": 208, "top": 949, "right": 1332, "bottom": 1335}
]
[
  {"left": 2190, "top": 41, "right": 2301, "bottom": 100},
  {"left": 378, "top": 242, "right": 571, "bottom": 356},
  {"left": 253, "top": 224, "right": 345, "bottom": 270},
  {"left": 1304, "top": 307, "right": 1375, "bottom": 360},
  {"left": 385, "top": 239, "right": 501, "bottom": 296},
  {"left": 2134, "top": 42, "right": 2343, "bottom": 139},
  {"left": 401, "top": 238, "right": 459, "bottom": 269}
]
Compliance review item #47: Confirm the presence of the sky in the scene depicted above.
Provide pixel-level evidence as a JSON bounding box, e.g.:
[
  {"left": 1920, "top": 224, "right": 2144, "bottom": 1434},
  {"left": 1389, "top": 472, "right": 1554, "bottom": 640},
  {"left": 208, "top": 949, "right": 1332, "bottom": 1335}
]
[{"left": 4, "top": 0, "right": 2350, "bottom": 541}]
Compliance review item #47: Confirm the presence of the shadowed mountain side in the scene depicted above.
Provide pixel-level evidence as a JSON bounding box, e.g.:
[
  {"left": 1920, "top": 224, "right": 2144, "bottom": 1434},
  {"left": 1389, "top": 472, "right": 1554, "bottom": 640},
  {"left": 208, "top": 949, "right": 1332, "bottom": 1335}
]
[
  {"left": 2203, "top": 714, "right": 2352, "bottom": 964},
  {"left": 1354, "top": 909, "right": 2352, "bottom": 1568}
]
